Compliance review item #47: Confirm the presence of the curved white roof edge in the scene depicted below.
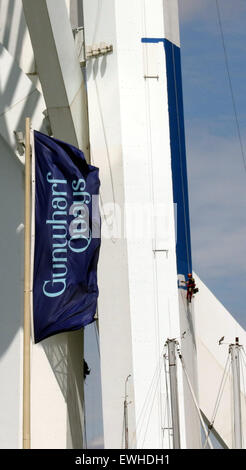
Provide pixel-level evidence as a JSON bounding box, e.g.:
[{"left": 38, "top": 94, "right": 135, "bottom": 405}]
[{"left": 194, "top": 273, "right": 246, "bottom": 448}]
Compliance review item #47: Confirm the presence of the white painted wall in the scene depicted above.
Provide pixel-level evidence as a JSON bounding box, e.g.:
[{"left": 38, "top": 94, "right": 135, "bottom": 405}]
[
  {"left": 84, "top": 0, "right": 200, "bottom": 449},
  {"left": 31, "top": 331, "right": 84, "bottom": 449},
  {"left": 0, "top": 0, "right": 86, "bottom": 449},
  {"left": 0, "top": 0, "right": 35, "bottom": 74},
  {"left": 83, "top": 0, "right": 136, "bottom": 449},
  {"left": 0, "top": 137, "right": 23, "bottom": 449}
]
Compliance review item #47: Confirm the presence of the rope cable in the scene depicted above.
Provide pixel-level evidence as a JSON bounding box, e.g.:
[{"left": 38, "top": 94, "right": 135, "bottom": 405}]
[
  {"left": 143, "top": 24, "right": 164, "bottom": 430},
  {"left": 93, "top": 321, "right": 100, "bottom": 358},
  {"left": 129, "top": 352, "right": 164, "bottom": 447},
  {"left": 215, "top": 0, "right": 246, "bottom": 175},
  {"left": 141, "top": 362, "right": 163, "bottom": 448},
  {"left": 161, "top": 398, "right": 168, "bottom": 448},
  {"left": 240, "top": 346, "right": 246, "bottom": 367},
  {"left": 164, "top": 352, "right": 172, "bottom": 448},
  {"left": 139, "top": 25, "right": 167, "bottom": 440},
  {"left": 178, "top": 352, "right": 214, "bottom": 449},
  {"left": 238, "top": 347, "right": 246, "bottom": 417},
  {"left": 121, "top": 408, "right": 125, "bottom": 449},
  {"left": 203, "top": 353, "right": 230, "bottom": 448},
  {"left": 83, "top": 393, "right": 88, "bottom": 449},
  {"left": 136, "top": 355, "right": 163, "bottom": 432}
]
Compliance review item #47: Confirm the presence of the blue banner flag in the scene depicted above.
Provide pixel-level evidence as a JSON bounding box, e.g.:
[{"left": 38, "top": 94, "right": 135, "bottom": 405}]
[{"left": 33, "top": 131, "right": 100, "bottom": 343}]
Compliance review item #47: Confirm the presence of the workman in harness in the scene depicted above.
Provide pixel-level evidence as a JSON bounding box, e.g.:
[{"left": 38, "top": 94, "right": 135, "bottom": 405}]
[{"left": 186, "top": 273, "right": 196, "bottom": 303}]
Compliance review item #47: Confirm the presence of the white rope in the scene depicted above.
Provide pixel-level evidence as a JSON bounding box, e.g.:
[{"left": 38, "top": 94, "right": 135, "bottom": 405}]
[
  {"left": 83, "top": 393, "right": 88, "bottom": 449},
  {"left": 240, "top": 346, "right": 246, "bottom": 369},
  {"left": 141, "top": 362, "right": 163, "bottom": 448},
  {"left": 93, "top": 320, "right": 100, "bottom": 358},
  {"left": 178, "top": 353, "right": 214, "bottom": 449},
  {"left": 215, "top": 0, "right": 246, "bottom": 176},
  {"left": 142, "top": 22, "right": 163, "bottom": 435},
  {"left": 129, "top": 352, "right": 164, "bottom": 447},
  {"left": 163, "top": 352, "right": 172, "bottom": 448},
  {"left": 137, "top": 357, "right": 163, "bottom": 442},
  {"left": 203, "top": 353, "right": 230, "bottom": 449},
  {"left": 121, "top": 409, "right": 125, "bottom": 449}
]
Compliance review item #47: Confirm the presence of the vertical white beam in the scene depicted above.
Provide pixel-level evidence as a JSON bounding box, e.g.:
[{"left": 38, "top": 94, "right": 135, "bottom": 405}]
[
  {"left": 23, "top": 117, "right": 31, "bottom": 449},
  {"left": 22, "top": 0, "right": 89, "bottom": 449},
  {"left": 230, "top": 342, "right": 243, "bottom": 449},
  {"left": 22, "top": 0, "right": 90, "bottom": 159},
  {"left": 167, "top": 340, "right": 181, "bottom": 448},
  {"left": 83, "top": 0, "right": 136, "bottom": 448},
  {"left": 84, "top": 0, "right": 199, "bottom": 448}
]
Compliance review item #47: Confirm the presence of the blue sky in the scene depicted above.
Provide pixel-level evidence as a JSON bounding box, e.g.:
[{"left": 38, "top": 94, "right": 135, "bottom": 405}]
[{"left": 179, "top": 0, "right": 246, "bottom": 329}]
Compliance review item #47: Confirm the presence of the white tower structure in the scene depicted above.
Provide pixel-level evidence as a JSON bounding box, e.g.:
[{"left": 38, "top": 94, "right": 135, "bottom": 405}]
[
  {"left": 84, "top": 0, "right": 200, "bottom": 448},
  {"left": 0, "top": 0, "right": 245, "bottom": 450}
]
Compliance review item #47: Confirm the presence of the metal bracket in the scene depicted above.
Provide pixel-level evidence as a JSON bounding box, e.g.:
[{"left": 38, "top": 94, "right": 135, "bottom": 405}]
[
  {"left": 144, "top": 75, "right": 159, "bottom": 80},
  {"left": 73, "top": 27, "right": 113, "bottom": 64},
  {"left": 86, "top": 43, "right": 113, "bottom": 60},
  {"left": 42, "top": 109, "right": 52, "bottom": 136},
  {"left": 73, "top": 27, "right": 86, "bottom": 65},
  {"left": 153, "top": 249, "right": 168, "bottom": 258},
  {"left": 14, "top": 130, "right": 25, "bottom": 156}
]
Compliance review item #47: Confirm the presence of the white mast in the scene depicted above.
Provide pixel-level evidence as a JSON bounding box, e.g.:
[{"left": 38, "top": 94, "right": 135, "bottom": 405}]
[
  {"left": 124, "top": 375, "right": 131, "bottom": 449},
  {"left": 23, "top": 117, "right": 31, "bottom": 449},
  {"left": 167, "top": 339, "right": 181, "bottom": 448},
  {"left": 230, "top": 338, "right": 243, "bottom": 449}
]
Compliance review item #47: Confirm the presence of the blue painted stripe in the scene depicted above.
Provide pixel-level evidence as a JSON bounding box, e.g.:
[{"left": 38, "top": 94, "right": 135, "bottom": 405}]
[
  {"left": 141, "top": 37, "right": 192, "bottom": 277},
  {"left": 141, "top": 37, "right": 165, "bottom": 43}
]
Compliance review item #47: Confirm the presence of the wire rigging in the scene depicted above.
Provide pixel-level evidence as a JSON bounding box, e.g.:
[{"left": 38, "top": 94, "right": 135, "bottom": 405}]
[
  {"left": 94, "top": 320, "right": 100, "bottom": 358},
  {"left": 163, "top": 353, "right": 172, "bottom": 448},
  {"left": 129, "top": 352, "right": 164, "bottom": 447},
  {"left": 178, "top": 351, "right": 214, "bottom": 449},
  {"left": 140, "top": 361, "right": 163, "bottom": 449},
  {"left": 215, "top": 0, "right": 246, "bottom": 175},
  {"left": 121, "top": 408, "right": 126, "bottom": 449},
  {"left": 240, "top": 346, "right": 246, "bottom": 367},
  {"left": 83, "top": 394, "right": 88, "bottom": 449},
  {"left": 203, "top": 353, "right": 230, "bottom": 449}
]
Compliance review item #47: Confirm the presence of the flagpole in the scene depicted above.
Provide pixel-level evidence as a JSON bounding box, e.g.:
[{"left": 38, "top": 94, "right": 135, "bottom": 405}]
[{"left": 23, "top": 117, "right": 31, "bottom": 449}]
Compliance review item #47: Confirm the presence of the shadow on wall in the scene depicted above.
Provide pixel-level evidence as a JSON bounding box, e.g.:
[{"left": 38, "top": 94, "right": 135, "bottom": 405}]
[
  {"left": 0, "top": 0, "right": 47, "bottom": 162},
  {"left": 0, "top": 136, "right": 24, "bottom": 356},
  {"left": 42, "top": 330, "right": 85, "bottom": 449},
  {"left": 0, "top": 0, "right": 35, "bottom": 72},
  {"left": 0, "top": 0, "right": 52, "bottom": 358},
  {"left": 0, "top": 0, "right": 86, "bottom": 448},
  {"left": 0, "top": 66, "right": 46, "bottom": 358},
  {"left": 0, "top": 141, "right": 85, "bottom": 446}
]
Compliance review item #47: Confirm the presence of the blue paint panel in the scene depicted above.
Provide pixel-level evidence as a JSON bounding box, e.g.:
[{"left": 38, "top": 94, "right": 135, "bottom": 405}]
[
  {"left": 141, "top": 38, "right": 164, "bottom": 43},
  {"left": 141, "top": 37, "right": 192, "bottom": 276}
]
